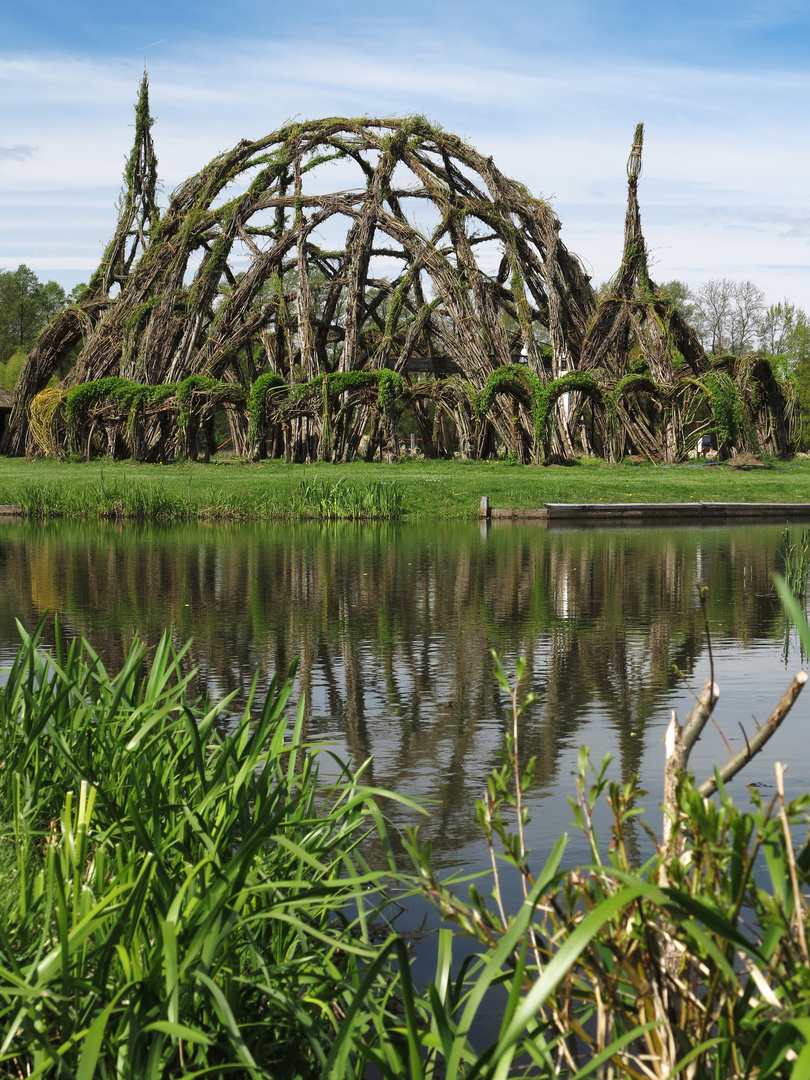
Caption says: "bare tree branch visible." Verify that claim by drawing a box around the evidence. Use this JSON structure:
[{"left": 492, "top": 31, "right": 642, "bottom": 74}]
[{"left": 698, "top": 671, "right": 807, "bottom": 798}]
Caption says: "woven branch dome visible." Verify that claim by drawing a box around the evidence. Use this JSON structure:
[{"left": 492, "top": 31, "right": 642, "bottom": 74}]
[
  {"left": 5, "top": 78, "right": 797, "bottom": 463},
  {"left": 73, "top": 116, "right": 594, "bottom": 387}
]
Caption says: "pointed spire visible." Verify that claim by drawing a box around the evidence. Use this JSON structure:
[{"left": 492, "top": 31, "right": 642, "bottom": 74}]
[
  {"left": 618, "top": 122, "right": 649, "bottom": 299},
  {"left": 87, "top": 70, "right": 160, "bottom": 296},
  {"left": 626, "top": 122, "right": 644, "bottom": 180}
]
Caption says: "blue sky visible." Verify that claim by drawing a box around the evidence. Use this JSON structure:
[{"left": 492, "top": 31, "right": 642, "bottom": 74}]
[{"left": 3, "top": 0, "right": 810, "bottom": 307}]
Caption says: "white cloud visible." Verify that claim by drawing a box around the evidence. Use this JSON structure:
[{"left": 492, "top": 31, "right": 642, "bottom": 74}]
[{"left": 2, "top": 37, "right": 809, "bottom": 307}]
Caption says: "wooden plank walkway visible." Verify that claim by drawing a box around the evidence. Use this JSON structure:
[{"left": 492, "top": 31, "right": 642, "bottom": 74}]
[{"left": 480, "top": 497, "right": 810, "bottom": 523}]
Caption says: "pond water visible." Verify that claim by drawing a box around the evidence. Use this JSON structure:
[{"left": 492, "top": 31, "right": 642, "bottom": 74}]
[{"left": 1, "top": 517, "right": 808, "bottom": 879}]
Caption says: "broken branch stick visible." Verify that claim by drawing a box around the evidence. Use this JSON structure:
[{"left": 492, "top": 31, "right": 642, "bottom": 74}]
[{"left": 698, "top": 671, "right": 807, "bottom": 798}]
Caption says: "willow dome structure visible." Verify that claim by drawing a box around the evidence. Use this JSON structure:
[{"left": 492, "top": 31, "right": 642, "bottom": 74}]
[{"left": 4, "top": 76, "right": 796, "bottom": 463}]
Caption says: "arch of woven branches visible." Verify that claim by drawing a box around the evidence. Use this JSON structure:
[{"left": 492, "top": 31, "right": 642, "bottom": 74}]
[{"left": 6, "top": 83, "right": 797, "bottom": 463}]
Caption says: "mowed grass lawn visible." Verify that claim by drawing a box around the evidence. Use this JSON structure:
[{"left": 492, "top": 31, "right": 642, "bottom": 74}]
[{"left": 0, "top": 455, "right": 807, "bottom": 519}]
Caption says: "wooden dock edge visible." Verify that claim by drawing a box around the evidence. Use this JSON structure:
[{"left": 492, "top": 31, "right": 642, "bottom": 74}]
[{"left": 479, "top": 498, "right": 810, "bottom": 523}]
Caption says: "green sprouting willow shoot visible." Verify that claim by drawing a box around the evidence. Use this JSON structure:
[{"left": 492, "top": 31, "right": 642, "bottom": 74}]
[{"left": 484, "top": 653, "right": 538, "bottom": 919}]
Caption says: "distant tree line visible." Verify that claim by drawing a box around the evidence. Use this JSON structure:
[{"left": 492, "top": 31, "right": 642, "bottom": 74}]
[
  {"left": 659, "top": 279, "right": 810, "bottom": 447},
  {"left": 0, "top": 265, "right": 84, "bottom": 392},
  {"left": 660, "top": 278, "right": 810, "bottom": 363}
]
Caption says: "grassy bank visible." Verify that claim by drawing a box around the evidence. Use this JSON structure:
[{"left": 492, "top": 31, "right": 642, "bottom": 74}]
[{"left": 1, "top": 455, "right": 809, "bottom": 521}]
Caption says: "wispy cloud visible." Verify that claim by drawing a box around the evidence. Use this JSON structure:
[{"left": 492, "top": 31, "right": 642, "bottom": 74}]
[
  {"left": 2, "top": 30, "right": 810, "bottom": 305},
  {"left": 0, "top": 144, "right": 37, "bottom": 163}
]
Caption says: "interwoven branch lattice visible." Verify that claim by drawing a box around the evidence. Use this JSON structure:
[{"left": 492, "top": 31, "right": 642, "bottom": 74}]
[{"left": 4, "top": 81, "right": 796, "bottom": 463}]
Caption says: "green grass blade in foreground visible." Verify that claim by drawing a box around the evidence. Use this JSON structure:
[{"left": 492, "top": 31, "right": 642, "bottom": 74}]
[
  {"left": 756, "top": 1018, "right": 810, "bottom": 1080},
  {"left": 497, "top": 881, "right": 650, "bottom": 1050},
  {"left": 323, "top": 935, "right": 424, "bottom": 1080},
  {"left": 75, "top": 985, "right": 139, "bottom": 1080},
  {"left": 439, "top": 835, "right": 568, "bottom": 1079},
  {"left": 0, "top": 625, "right": 416, "bottom": 1078},
  {"left": 775, "top": 572, "right": 810, "bottom": 655}
]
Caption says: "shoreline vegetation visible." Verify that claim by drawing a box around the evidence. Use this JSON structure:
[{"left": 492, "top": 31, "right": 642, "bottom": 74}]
[
  {"left": 1, "top": 599, "right": 809, "bottom": 1077},
  {"left": 1, "top": 456, "right": 810, "bottom": 522}
]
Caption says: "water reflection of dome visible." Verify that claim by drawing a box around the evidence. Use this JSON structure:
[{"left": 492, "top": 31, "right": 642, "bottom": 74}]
[{"left": 0, "top": 519, "right": 791, "bottom": 859}]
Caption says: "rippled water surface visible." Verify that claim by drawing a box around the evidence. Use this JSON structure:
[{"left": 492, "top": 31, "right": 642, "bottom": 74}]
[{"left": 1, "top": 517, "right": 807, "bottom": 873}]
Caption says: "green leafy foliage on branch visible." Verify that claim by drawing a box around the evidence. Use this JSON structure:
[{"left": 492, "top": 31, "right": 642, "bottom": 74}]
[
  {"left": 700, "top": 371, "right": 745, "bottom": 450},
  {"left": 477, "top": 365, "right": 603, "bottom": 444},
  {"left": 247, "top": 370, "right": 407, "bottom": 455},
  {"left": 609, "top": 371, "right": 664, "bottom": 410},
  {"left": 403, "top": 645, "right": 810, "bottom": 1079},
  {"left": 63, "top": 375, "right": 241, "bottom": 456},
  {"left": 295, "top": 370, "right": 406, "bottom": 416},
  {"left": 65, "top": 377, "right": 175, "bottom": 456},
  {"left": 247, "top": 372, "right": 289, "bottom": 445}
]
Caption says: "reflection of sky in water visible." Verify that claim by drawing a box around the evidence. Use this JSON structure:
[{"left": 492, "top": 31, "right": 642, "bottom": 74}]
[{"left": 0, "top": 518, "right": 807, "bottom": 879}]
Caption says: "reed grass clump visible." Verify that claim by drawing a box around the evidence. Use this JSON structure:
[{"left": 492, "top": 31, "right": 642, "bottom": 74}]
[
  {"left": 8, "top": 477, "right": 403, "bottom": 522},
  {"left": 2, "top": 589, "right": 810, "bottom": 1079},
  {"left": 0, "top": 620, "right": 413, "bottom": 1078},
  {"left": 11, "top": 479, "right": 196, "bottom": 521},
  {"left": 288, "top": 478, "right": 404, "bottom": 521},
  {"left": 781, "top": 524, "right": 810, "bottom": 601}
]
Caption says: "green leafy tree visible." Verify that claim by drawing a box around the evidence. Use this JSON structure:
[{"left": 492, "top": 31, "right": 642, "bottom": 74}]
[
  {"left": 756, "top": 300, "right": 810, "bottom": 447},
  {"left": 759, "top": 299, "right": 810, "bottom": 365},
  {"left": 0, "top": 264, "right": 67, "bottom": 365},
  {"left": 794, "top": 350, "right": 810, "bottom": 450},
  {"left": 66, "top": 281, "right": 88, "bottom": 306},
  {"left": 659, "top": 278, "right": 696, "bottom": 322},
  {"left": 0, "top": 348, "right": 27, "bottom": 392}
]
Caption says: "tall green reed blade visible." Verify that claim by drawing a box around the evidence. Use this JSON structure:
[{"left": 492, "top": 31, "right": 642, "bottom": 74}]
[{"left": 776, "top": 572, "right": 810, "bottom": 656}]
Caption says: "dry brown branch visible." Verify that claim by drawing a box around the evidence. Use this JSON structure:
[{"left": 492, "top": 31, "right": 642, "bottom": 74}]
[
  {"left": 697, "top": 670, "right": 808, "bottom": 798},
  {"left": 775, "top": 761, "right": 809, "bottom": 962}
]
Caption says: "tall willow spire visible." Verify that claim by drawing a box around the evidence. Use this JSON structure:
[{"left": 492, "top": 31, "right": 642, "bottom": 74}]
[{"left": 88, "top": 68, "right": 160, "bottom": 297}]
